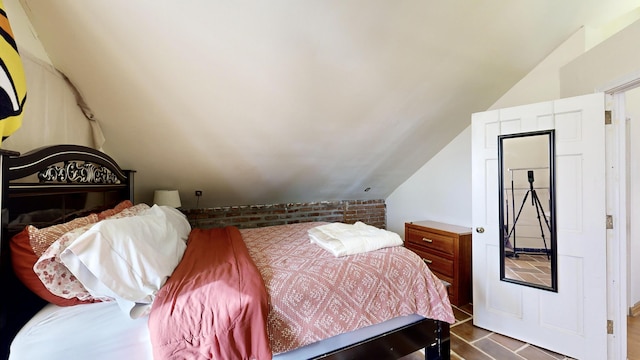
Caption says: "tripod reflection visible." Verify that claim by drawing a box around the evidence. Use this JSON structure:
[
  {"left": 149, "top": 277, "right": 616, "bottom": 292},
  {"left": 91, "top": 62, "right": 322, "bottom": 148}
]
[{"left": 504, "top": 169, "right": 551, "bottom": 260}]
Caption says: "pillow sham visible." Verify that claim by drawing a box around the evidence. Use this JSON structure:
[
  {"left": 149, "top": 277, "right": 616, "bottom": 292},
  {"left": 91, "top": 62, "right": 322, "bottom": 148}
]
[
  {"left": 11, "top": 202, "right": 146, "bottom": 306},
  {"left": 28, "top": 214, "right": 99, "bottom": 257},
  {"left": 10, "top": 227, "right": 98, "bottom": 306},
  {"left": 33, "top": 224, "right": 113, "bottom": 302},
  {"left": 33, "top": 203, "right": 151, "bottom": 302},
  {"left": 60, "top": 205, "right": 190, "bottom": 318},
  {"left": 97, "top": 199, "right": 133, "bottom": 220}
]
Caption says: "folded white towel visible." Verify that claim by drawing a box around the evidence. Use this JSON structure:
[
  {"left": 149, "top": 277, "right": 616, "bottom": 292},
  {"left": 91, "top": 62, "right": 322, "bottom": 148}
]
[{"left": 308, "top": 221, "right": 403, "bottom": 257}]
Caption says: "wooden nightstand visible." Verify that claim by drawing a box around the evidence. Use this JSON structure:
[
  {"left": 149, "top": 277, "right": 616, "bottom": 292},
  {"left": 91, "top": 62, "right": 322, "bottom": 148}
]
[{"left": 404, "top": 220, "right": 472, "bottom": 306}]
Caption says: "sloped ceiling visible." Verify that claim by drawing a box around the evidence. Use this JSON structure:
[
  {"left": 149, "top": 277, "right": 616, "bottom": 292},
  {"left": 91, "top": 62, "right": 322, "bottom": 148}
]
[{"left": 17, "top": 1, "right": 640, "bottom": 208}]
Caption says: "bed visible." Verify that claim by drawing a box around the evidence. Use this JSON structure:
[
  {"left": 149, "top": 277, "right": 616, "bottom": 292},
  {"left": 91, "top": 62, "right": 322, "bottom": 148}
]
[{"left": 0, "top": 144, "right": 453, "bottom": 360}]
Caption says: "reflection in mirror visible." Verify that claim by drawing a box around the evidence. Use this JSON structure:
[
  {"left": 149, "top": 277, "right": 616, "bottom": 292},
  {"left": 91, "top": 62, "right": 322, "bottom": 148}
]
[{"left": 498, "top": 130, "right": 557, "bottom": 292}]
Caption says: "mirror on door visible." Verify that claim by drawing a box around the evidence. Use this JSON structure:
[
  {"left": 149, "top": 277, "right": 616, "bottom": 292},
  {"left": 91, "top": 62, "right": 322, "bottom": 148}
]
[{"left": 498, "top": 129, "right": 557, "bottom": 292}]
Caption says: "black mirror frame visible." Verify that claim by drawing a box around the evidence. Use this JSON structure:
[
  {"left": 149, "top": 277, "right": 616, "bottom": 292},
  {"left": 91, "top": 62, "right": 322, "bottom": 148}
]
[{"left": 498, "top": 129, "right": 557, "bottom": 292}]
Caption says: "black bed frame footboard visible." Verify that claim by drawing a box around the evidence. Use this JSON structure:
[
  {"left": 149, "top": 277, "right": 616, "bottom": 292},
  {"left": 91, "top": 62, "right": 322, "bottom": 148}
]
[{"left": 274, "top": 314, "right": 450, "bottom": 360}]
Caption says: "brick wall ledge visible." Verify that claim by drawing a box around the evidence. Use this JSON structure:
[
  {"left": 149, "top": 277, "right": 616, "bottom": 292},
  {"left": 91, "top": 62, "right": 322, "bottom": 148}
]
[{"left": 182, "top": 199, "right": 386, "bottom": 230}]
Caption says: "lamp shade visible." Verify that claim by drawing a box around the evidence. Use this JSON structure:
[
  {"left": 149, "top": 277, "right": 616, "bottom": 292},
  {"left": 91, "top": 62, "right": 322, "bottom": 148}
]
[{"left": 153, "top": 190, "right": 182, "bottom": 208}]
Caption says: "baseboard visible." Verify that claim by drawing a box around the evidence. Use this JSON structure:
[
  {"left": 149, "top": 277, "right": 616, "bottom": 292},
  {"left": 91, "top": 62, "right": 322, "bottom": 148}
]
[{"left": 630, "top": 302, "right": 640, "bottom": 317}]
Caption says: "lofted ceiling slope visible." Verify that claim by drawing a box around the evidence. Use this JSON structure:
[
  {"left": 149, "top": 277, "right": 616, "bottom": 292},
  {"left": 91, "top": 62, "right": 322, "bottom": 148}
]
[{"left": 17, "top": 1, "right": 640, "bottom": 208}]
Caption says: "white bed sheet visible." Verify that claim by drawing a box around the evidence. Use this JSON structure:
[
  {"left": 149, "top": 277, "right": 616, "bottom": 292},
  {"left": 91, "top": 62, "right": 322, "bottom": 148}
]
[{"left": 9, "top": 301, "right": 152, "bottom": 360}]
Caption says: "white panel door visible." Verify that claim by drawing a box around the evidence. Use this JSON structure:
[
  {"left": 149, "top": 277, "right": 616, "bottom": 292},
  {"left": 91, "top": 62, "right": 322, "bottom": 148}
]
[{"left": 471, "top": 93, "right": 606, "bottom": 359}]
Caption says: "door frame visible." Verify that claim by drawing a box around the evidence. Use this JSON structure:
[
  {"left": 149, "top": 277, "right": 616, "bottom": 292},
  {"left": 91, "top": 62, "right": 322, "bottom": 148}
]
[
  {"left": 600, "top": 75, "right": 640, "bottom": 359},
  {"left": 606, "top": 91, "right": 627, "bottom": 360}
]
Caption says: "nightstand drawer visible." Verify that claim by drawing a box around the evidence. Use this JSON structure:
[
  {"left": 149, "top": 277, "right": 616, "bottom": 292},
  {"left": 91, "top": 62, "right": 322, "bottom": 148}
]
[
  {"left": 405, "top": 227, "right": 454, "bottom": 256},
  {"left": 409, "top": 246, "right": 454, "bottom": 278}
]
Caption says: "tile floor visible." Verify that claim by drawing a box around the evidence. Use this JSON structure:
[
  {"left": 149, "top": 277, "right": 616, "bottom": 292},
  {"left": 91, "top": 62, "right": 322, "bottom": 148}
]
[
  {"left": 400, "top": 303, "right": 575, "bottom": 360},
  {"left": 448, "top": 303, "right": 573, "bottom": 360}
]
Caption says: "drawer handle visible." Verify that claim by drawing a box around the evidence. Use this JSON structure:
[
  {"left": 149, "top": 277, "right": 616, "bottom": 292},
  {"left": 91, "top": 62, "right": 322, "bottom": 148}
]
[
  {"left": 421, "top": 237, "right": 433, "bottom": 243},
  {"left": 422, "top": 258, "right": 433, "bottom": 264}
]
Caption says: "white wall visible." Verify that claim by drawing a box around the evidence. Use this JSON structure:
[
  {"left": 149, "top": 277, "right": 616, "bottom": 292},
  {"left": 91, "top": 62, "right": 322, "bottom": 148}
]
[
  {"left": 386, "top": 126, "right": 471, "bottom": 236},
  {"left": 386, "top": 28, "right": 587, "bottom": 238},
  {"left": 560, "top": 19, "right": 640, "bottom": 97},
  {"left": 490, "top": 28, "right": 586, "bottom": 110}
]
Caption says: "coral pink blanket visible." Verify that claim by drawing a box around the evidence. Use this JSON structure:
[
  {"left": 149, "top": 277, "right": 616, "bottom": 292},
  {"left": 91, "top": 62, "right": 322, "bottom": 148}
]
[
  {"left": 240, "top": 222, "right": 455, "bottom": 354},
  {"left": 148, "top": 227, "right": 271, "bottom": 360}
]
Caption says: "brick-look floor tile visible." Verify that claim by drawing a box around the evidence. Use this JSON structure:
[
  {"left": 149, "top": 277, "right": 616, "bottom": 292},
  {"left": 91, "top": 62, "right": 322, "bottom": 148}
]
[
  {"left": 450, "top": 333, "right": 493, "bottom": 360},
  {"left": 488, "top": 333, "right": 527, "bottom": 352},
  {"left": 516, "top": 345, "right": 561, "bottom": 360},
  {"left": 451, "top": 319, "right": 492, "bottom": 342},
  {"left": 474, "top": 338, "right": 525, "bottom": 360},
  {"left": 452, "top": 307, "right": 472, "bottom": 322}
]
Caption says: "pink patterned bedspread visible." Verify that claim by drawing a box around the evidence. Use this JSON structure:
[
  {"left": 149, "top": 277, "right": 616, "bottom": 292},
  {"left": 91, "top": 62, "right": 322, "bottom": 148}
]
[{"left": 239, "top": 222, "right": 455, "bottom": 354}]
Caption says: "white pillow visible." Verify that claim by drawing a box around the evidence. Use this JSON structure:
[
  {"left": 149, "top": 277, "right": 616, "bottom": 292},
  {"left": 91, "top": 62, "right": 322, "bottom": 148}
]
[{"left": 60, "top": 205, "right": 190, "bottom": 318}]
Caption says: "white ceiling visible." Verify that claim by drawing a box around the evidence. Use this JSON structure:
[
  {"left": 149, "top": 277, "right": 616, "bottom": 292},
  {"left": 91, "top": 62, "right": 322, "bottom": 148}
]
[{"left": 17, "top": 0, "right": 640, "bottom": 208}]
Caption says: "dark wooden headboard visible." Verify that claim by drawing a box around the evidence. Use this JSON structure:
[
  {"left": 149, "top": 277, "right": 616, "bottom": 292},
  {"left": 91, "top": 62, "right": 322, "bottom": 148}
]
[{"left": 0, "top": 145, "right": 134, "bottom": 360}]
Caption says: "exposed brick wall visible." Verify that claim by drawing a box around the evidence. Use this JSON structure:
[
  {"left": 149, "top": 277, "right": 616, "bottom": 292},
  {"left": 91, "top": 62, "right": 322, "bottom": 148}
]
[
  {"left": 183, "top": 199, "right": 386, "bottom": 229},
  {"left": 344, "top": 200, "right": 386, "bottom": 226}
]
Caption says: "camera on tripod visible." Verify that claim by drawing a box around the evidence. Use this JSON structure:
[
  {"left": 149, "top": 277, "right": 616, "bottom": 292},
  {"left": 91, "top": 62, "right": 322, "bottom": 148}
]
[{"left": 527, "top": 170, "right": 535, "bottom": 203}]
